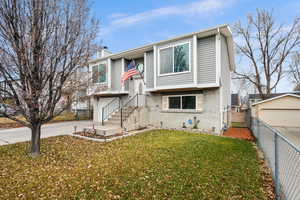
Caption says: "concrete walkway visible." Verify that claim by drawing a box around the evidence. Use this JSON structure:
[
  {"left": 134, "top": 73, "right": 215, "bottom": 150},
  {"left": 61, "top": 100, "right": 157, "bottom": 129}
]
[{"left": 0, "top": 120, "right": 94, "bottom": 146}]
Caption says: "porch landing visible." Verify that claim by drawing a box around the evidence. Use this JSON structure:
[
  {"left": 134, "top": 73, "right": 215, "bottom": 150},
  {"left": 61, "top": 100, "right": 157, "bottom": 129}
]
[{"left": 85, "top": 124, "right": 123, "bottom": 136}]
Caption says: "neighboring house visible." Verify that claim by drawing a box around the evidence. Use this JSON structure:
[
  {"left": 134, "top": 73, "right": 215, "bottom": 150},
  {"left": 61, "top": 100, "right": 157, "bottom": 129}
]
[
  {"left": 88, "top": 25, "right": 235, "bottom": 134},
  {"left": 71, "top": 66, "right": 92, "bottom": 118},
  {"left": 251, "top": 94, "right": 300, "bottom": 127},
  {"left": 230, "top": 93, "right": 246, "bottom": 124},
  {"left": 231, "top": 93, "right": 241, "bottom": 112}
]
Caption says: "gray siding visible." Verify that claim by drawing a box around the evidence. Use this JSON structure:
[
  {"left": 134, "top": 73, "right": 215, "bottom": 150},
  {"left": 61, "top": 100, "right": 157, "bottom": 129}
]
[
  {"left": 220, "top": 34, "right": 231, "bottom": 109},
  {"left": 146, "top": 51, "right": 154, "bottom": 89},
  {"left": 197, "top": 36, "right": 216, "bottom": 84},
  {"left": 156, "top": 37, "right": 194, "bottom": 87},
  {"left": 111, "top": 59, "right": 122, "bottom": 91}
]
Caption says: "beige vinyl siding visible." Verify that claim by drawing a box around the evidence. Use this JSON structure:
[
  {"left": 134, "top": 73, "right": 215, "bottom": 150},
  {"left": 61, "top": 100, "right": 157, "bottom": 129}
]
[
  {"left": 156, "top": 37, "right": 194, "bottom": 87},
  {"left": 197, "top": 36, "right": 216, "bottom": 84},
  {"left": 254, "top": 95, "right": 300, "bottom": 127}
]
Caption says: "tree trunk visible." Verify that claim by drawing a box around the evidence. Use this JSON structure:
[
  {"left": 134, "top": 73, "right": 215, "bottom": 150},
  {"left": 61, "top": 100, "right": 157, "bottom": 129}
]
[{"left": 30, "top": 123, "right": 41, "bottom": 156}]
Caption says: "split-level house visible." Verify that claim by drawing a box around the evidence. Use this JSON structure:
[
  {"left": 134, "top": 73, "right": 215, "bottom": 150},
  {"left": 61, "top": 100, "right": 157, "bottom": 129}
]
[{"left": 87, "top": 25, "right": 235, "bottom": 134}]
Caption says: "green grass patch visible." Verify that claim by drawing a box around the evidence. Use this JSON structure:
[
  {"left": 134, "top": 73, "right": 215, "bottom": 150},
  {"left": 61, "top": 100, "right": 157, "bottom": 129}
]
[
  {"left": 0, "top": 130, "right": 267, "bottom": 199},
  {"left": 232, "top": 122, "right": 248, "bottom": 128}
]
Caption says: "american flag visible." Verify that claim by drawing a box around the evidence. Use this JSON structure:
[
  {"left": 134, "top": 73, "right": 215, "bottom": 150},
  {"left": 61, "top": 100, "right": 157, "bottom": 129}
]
[{"left": 121, "top": 60, "right": 139, "bottom": 85}]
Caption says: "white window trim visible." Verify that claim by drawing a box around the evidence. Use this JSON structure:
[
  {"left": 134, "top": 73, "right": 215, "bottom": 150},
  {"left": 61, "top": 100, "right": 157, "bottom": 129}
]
[
  {"left": 158, "top": 41, "right": 191, "bottom": 77},
  {"left": 91, "top": 63, "right": 108, "bottom": 85},
  {"left": 166, "top": 94, "right": 197, "bottom": 110}
]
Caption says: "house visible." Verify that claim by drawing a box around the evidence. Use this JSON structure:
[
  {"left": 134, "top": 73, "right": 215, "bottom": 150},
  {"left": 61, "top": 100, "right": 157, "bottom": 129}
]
[
  {"left": 251, "top": 93, "right": 300, "bottom": 128},
  {"left": 231, "top": 93, "right": 241, "bottom": 112},
  {"left": 87, "top": 25, "right": 235, "bottom": 134},
  {"left": 71, "top": 66, "right": 92, "bottom": 118}
]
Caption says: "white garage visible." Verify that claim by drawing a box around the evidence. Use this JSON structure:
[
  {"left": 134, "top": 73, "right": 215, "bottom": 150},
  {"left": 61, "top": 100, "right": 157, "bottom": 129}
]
[{"left": 252, "top": 94, "right": 300, "bottom": 127}]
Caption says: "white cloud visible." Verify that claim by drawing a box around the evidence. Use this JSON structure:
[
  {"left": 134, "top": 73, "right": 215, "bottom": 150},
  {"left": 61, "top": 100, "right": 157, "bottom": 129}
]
[
  {"left": 107, "top": 13, "right": 128, "bottom": 20},
  {"left": 101, "top": 0, "right": 234, "bottom": 35}
]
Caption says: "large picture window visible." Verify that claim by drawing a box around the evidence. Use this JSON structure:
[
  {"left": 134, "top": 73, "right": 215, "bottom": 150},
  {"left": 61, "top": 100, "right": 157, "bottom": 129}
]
[
  {"left": 159, "top": 42, "right": 190, "bottom": 75},
  {"left": 92, "top": 64, "right": 107, "bottom": 83},
  {"left": 168, "top": 95, "right": 196, "bottom": 110}
]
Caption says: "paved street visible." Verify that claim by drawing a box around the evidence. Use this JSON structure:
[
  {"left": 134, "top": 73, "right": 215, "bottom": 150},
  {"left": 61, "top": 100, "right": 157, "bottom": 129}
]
[{"left": 0, "top": 120, "right": 94, "bottom": 146}]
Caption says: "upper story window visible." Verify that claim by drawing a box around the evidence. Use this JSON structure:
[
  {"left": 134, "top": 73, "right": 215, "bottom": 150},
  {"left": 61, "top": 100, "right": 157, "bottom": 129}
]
[
  {"left": 159, "top": 42, "right": 190, "bottom": 75},
  {"left": 92, "top": 64, "right": 107, "bottom": 84}
]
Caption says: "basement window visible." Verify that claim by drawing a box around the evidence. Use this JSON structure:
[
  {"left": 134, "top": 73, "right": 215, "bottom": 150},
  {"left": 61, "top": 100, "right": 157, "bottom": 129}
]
[{"left": 168, "top": 95, "right": 196, "bottom": 110}]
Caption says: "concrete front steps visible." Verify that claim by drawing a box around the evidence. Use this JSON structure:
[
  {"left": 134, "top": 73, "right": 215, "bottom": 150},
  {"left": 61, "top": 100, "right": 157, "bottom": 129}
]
[{"left": 85, "top": 107, "right": 136, "bottom": 136}]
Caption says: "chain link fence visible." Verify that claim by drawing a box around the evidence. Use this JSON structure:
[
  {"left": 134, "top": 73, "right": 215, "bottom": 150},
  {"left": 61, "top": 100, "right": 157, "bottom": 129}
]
[{"left": 251, "top": 117, "right": 300, "bottom": 200}]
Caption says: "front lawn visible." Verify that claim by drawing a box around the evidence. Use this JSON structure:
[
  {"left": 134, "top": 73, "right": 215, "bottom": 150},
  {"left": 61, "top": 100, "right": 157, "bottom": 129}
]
[{"left": 0, "top": 130, "right": 268, "bottom": 199}]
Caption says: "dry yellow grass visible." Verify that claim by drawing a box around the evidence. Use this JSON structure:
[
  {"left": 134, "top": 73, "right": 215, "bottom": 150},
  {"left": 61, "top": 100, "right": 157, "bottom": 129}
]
[{"left": 0, "top": 130, "right": 269, "bottom": 199}]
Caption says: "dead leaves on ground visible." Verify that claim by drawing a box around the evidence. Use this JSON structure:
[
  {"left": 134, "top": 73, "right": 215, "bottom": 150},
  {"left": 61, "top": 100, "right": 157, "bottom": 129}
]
[{"left": 0, "top": 130, "right": 269, "bottom": 199}]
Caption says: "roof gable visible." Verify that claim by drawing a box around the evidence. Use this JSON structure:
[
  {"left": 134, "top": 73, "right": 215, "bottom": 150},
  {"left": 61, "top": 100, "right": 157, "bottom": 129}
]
[{"left": 252, "top": 94, "right": 300, "bottom": 106}]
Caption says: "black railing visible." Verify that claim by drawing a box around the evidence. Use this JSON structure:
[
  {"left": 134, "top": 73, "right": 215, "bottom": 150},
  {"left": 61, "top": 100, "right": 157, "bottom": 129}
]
[
  {"left": 121, "top": 94, "right": 138, "bottom": 128},
  {"left": 102, "top": 97, "right": 120, "bottom": 125}
]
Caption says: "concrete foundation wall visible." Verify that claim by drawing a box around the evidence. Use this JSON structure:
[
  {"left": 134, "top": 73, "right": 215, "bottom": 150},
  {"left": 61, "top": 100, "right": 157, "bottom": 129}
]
[
  {"left": 123, "top": 107, "right": 149, "bottom": 131},
  {"left": 92, "top": 89, "right": 221, "bottom": 134},
  {"left": 92, "top": 97, "right": 115, "bottom": 123},
  {"left": 145, "top": 89, "right": 221, "bottom": 134}
]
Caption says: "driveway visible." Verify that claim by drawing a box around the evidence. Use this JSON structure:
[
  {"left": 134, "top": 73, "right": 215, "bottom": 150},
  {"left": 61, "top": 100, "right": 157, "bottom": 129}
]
[
  {"left": 0, "top": 120, "right": 94, "bottom": 146},
  {"left": 274, "top": 126, "right": 300, "bottom": 148}
]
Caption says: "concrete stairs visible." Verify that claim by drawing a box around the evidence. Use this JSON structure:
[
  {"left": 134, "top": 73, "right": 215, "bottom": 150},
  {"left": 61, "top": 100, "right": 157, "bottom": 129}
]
[{"left": 85, "top": 106, "right": 136, "bottom": 136}]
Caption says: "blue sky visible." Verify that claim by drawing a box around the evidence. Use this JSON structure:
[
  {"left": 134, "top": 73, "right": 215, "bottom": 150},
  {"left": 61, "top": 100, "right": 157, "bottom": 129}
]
[{"left": 90, "top": 0, "right": 300, "bottom": 92}]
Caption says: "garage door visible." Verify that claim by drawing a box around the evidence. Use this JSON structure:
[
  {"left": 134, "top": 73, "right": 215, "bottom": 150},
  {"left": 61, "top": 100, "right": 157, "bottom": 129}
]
[{"left": 260, "top": 109, "right": 300, "bottom": 127}]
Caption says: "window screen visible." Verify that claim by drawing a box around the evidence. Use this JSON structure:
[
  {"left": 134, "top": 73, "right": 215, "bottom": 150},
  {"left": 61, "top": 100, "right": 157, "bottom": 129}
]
[
  {"left": 159, "top": 43, "right": 189, "bottom": 75},
  {"left": 174, "top": 43, "right": 189, "bottom": 72},
  {"left": 160, "top": 47, "right": 173, "bottom": 74},
  {"left": 98, "top": 64, "right": 107, "bottom": 83},
  {"left": 92, "top": 64, "right": 107, "bottom": 83},
  {"left": 167, "top": 95, "right": 196, "bottom": 110},
  {"left": 182, "top": 96, "right": 196, "bottom": 109},
  {"left": 169, "top": 96, "right": 181, "bottom": 109}
]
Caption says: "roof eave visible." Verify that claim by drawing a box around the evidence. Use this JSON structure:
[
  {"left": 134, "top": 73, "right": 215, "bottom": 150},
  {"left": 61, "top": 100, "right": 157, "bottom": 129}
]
[
  {"left": 88, "top": 24, "right": 235, "bottom": 64},
  {"left": 251, "top": 94, "right": 300, "bottom": 106}
]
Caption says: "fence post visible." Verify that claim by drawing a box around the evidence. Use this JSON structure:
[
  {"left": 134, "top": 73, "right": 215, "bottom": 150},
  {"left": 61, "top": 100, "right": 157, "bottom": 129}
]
[
  {"left": 101, "top": 107, "right": 104, "bottom": 126},
  {"left": 120, "top": 108, "right": 123, "bottom": 128},
  {"left": 256, "top": 119, "right": 259, "bottom": 140},
  {"left": 274, "top": 133, "right": 280, "bottom": 200}
]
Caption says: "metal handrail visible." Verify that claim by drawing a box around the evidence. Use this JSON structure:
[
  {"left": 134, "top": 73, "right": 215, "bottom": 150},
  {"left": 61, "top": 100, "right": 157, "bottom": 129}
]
[
  {"left": 121, "top": 94, "right": 138, "bottom": 127},
  {"left": 251, "top": 117, "right": 300, "bottom": 199},
  {"left": 102, "top": 97, "right": 120, "bottom": 125},
  {"left": 122, "top": 93, "right": 138, "bottom": 108}
]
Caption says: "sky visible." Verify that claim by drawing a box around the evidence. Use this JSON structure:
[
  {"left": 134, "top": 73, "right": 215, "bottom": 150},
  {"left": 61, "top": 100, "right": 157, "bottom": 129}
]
[{"left": 90, "top": 0, "right": 300, "bottom": 92}]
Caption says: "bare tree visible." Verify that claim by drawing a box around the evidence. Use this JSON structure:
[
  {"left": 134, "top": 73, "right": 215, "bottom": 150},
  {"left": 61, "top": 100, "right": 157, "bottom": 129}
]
[
  {"left": 289, "top": 53, "right": 300, "bottom": 90},
  {"left": 233, "top": 9, "right": 300, "bottom": 99},
  {"left": 0, "top": 0, "right": 99, "bottom": 156}
]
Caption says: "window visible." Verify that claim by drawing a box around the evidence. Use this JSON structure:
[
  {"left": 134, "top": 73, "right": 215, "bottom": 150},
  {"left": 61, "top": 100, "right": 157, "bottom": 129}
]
[
  {"left": 182, "top": 96, "right": 196, "bottom": 109},
  {"left": 159, "top": 42, "right": 190, "bottom": 75},
  {"left": 92, "top": 64, "right": 107, "bottom": 83},
  {"left": 169, "top": 96, "right": 181, "bottom": 109},
  {"left": 168, "top": 95, "right": 196, "bottom": 110}
]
